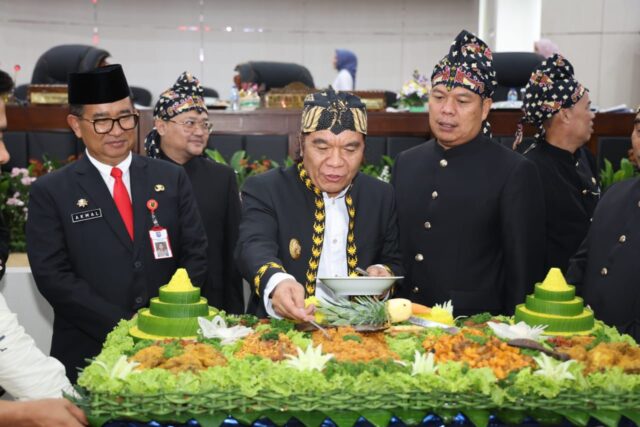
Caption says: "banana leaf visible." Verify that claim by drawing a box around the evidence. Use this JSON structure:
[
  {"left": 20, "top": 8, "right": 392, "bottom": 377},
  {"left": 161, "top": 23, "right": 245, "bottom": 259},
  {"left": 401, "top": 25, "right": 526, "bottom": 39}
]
[
  {"left": 392, "top": 409, "right": 425, "bottom": 426},
  {"left": 622, "top": 411, "right": 640, "bottom": 427},
  {"left": 462, "top": 409, "right": 490, "bottom": 427},
  {"left": 495, "top": 409, "right": 525, "bottom": 425},
  {"left": 290, "top": 410, "right": 326, "bottom": 427},
  {"left": 530, "top": 409, "right": 564, "bottom": 425},
  {"left": 560, "top": 409, "right": 591, "bottom": 427},
  {"left": 589, "top": 409, "right": 621, "bottom": 427},
  {"left": 360, "top": 409, "right": 393, "bottom": 427},
  {"left": 326, "top": 410, "right": 360, "bottom": 427}
]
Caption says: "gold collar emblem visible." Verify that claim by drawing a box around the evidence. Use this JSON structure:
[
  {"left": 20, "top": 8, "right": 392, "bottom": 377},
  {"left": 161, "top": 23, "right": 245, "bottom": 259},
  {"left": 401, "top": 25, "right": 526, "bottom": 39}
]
[
  {"left": 77, "top": 198, "right": 88, "bottom": 208},
  {"left": 289, "top": 238, "right": 302, "bottom": 260}
]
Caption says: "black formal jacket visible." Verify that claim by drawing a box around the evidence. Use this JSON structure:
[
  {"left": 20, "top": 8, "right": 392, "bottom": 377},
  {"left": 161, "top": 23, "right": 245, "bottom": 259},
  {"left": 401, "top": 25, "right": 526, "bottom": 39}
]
[
  {"left": 392, "top": 134, "right": 546, "bottom": 316},
  {"left": 525, "top": 142, "right": 599, "bottom": 273},
  {"left": 162, "top": 154, "right": 244, "bottom": 314},
  {"left": 26, "top": 154, "right": 208, "bottom": 381},
  {"left": 235, "top": 165, "right": 404, "bottom": 316},
  {"left": 567, "top": 178, "right": 640, "bottom": 341}
]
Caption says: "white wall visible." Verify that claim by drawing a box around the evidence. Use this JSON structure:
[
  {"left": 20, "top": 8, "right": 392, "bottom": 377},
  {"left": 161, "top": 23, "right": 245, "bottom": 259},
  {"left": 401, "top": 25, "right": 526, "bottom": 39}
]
[
  {"left": 494, "top": 0, "right": 541, "bottom": 52},
  {"left": 541, "top": 0, "right": 640, "bottom": 109},
  {"left": 0, "top": 0, "right": 478, "bottom": 103}
]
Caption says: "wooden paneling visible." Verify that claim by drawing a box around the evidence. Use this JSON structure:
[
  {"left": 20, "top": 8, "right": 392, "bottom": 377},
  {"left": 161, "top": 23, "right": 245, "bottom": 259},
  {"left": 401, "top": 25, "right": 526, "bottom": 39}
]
[{"left": 6, "top": 105, "right": 635, "bottom": 158}]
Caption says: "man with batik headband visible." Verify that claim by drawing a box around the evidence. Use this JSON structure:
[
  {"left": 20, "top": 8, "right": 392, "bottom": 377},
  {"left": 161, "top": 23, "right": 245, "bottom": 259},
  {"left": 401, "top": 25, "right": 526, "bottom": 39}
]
[
  {"left": 236, "top": 88, "right": 403, "bottom": 320},
  {"left": 26, "top": 65, "right": 208, "bottom": 381},
  {"left": 517, "top": 54, "right": 599, "bottom": 274},
  {"left": 393, "top": 30, "right": 545, "bottom": 316},
  {"left": 145, "top": 72, "right": 243, "bottom": 314},
  {"left": 566, "top": 106, "right": 640, "bottom": 341}
]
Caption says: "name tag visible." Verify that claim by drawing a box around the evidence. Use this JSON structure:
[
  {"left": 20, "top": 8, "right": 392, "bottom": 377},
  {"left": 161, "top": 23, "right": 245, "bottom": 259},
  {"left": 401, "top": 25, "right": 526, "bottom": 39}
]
[{"left": 71, "top": 208, "right": 103, "bottom": 223}]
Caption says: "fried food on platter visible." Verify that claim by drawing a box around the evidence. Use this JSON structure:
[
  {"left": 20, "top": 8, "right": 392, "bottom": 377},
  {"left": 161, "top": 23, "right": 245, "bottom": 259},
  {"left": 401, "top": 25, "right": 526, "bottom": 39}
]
[
  {"left": 311, "top": 326, "right": 399, "bottom": 362},
  {"left": 235, "top": 331, "right": 298, "bottom": 361},
  {"left": 422, "top": 328, "right": 535, "bottom": 379},
  {"left": 130, "top": 342, "right": 226, "bottom": 373}
]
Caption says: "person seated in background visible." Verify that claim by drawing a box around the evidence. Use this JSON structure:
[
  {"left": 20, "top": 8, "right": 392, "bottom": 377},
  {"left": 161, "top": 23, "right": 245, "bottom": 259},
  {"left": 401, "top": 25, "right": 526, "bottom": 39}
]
[
  {"left": 567, "top": 106, "right": 640, "bottom": 342},
  {"left": 31, "top": 44, "right": 110, "bottom": 85},
  {"left": 145, "top": 72, "right": 244, "bottom": 314},
  {"left": 235, "top": 88, "right": 403, "bottom": 320},
  {"left": 516, "top": 54, "right": 599, "bottom": 274},
  {"left": 392, "top": 30, "right": 546, "bottom": 317},
  {"left": 0, "top": 67, "right": 86, "bottom": 427},
  {"left": 332, "top": 49, "right": 357, "bottom": 91}
]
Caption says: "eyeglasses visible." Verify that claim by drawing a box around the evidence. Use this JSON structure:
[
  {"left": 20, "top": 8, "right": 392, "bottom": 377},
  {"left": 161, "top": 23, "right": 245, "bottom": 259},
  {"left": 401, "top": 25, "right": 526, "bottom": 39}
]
[
  {"left": 167, "top": 119, "right": 213, "bottom": 134},
  {"left": 77, "top": 113, "right": 139, "bottom": 134}
]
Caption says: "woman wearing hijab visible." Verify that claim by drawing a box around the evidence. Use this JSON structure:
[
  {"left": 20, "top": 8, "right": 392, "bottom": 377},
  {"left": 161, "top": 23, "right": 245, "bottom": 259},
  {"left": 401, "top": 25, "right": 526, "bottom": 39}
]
[{"left": 332, "top": 49, "right": 357, "bottom": 91}]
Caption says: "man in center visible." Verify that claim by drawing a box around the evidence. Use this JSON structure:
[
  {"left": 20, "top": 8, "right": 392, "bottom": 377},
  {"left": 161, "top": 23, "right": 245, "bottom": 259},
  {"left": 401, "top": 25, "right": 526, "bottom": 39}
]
[
  {"left": 393, "top": 30, "right": 546, "bottom": 316},
  {"left": 236, "top": 89, "right": 403, "bottom": 320}
]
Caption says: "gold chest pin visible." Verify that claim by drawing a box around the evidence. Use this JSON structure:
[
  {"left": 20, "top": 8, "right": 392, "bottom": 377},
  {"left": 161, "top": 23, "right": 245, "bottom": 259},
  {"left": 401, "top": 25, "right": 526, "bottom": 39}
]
[
  {"left": 289, "top": 238, "right": 302, "bottom": 260},
  {"left": 77, "top": 198, "right": 88, "bottom": 208},
  {"left": 154, "top": 184, "right": 165, "bottom": 192}
]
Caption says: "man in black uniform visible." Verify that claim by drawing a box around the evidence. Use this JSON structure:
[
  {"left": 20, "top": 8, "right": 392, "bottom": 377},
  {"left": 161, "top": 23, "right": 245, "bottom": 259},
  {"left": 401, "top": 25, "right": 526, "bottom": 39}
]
[
  {"left": 26, "top": 65, "right": 208, "bottom": 381},
  {"left": 145, "top": 72, "right": 243, "bottom": 314},
  {"left": 567, "top": 107, "right": 640, "bottom": 341},
  {"left": 516, "top": 54, "right": 599, "bottom": 273},
  {"left": 392, "top": 30, "right": 545, "bottom": 316},
  {"left": 0, "top": 67, "right": 88, "bottom": 426},
  {"left": 236, "top": 89, "right": 403, "bottom": 320}
]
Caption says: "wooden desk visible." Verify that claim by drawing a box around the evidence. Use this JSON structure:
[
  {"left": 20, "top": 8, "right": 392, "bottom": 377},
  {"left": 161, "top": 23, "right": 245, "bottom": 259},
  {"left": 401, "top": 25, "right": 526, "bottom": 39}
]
[{"left": 6, "top": 105, "right": 635, "bottom": 158}]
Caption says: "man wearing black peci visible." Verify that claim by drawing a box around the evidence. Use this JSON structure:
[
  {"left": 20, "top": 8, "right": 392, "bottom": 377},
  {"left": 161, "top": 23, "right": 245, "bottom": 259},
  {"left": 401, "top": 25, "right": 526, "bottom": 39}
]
[{"left": 26, "top": 64, "right": 207, "bottom": 381}]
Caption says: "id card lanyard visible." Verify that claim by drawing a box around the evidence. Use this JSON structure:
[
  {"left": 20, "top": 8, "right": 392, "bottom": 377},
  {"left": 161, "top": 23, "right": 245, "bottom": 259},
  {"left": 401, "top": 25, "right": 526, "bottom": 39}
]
[{"left": 147, "top": 199, "right": 173, "bottom": 259}]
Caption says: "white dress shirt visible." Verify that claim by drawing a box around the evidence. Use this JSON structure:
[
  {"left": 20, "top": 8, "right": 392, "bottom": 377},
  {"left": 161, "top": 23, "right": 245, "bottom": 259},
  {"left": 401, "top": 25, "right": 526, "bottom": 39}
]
[
  {"left": 85, "top": 150, "right": 133, "bottom": 200},
  {"left": 264, "top": 187, "right": 350, "bottom": 318},
  {"left": 0, "top": 293, "right": 72, "bottom": 400}
]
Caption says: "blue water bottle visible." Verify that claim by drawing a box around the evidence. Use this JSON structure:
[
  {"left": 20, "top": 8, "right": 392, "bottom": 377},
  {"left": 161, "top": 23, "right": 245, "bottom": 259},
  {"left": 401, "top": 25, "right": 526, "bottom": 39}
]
[{"left": 507, "top": 88, "right": 518, "bottom": 102}]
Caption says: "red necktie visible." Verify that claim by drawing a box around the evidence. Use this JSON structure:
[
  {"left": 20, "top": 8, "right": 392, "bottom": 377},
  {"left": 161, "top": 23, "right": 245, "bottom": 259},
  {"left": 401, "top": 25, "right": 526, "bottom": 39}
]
[{"left": 110, "top": 167, "right": 134, "bottom": 240}]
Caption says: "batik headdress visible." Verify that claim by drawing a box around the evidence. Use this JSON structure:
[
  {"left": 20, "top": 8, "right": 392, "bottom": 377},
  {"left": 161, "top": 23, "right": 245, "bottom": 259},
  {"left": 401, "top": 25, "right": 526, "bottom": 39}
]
[
  {"left": 300, "top": 87, "right": 367, "bottom": 135},
  {"left": 431, "top": 30, "right": 497, "bottom": 137},
  {"left": 145, "top": 71, "right": 208, "bottom": 158},
  {"left": 514, "top": 54, "right": 587, "bottom": 148}
]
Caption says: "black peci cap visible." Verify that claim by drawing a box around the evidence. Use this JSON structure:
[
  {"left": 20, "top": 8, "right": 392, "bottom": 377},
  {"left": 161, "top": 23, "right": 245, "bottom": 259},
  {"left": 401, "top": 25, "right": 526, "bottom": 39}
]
[{"left": 68, "top": 64, "right": 130, "bottom": 105}]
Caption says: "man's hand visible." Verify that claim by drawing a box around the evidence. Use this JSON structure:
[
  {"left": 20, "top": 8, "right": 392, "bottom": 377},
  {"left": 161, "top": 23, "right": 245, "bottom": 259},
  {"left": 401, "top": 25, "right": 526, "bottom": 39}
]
[
  {"left": 366, "top": 265, "right": 393, "bottom": 299},
  {"left": 0, "top": 398, "right": 88, "bottom": 427},
  {"left": 270, "top": 279, "right": 315, "bottom": 321},
  {"left": 366, "top": 265, "right": 391, "bottom": 277}
]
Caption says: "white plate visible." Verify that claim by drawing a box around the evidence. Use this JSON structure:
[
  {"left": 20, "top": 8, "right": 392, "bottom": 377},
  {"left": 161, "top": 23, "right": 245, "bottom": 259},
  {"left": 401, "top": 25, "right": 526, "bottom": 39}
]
[{"left": 318, "top": 276, "right": 403, "bottom": 296}]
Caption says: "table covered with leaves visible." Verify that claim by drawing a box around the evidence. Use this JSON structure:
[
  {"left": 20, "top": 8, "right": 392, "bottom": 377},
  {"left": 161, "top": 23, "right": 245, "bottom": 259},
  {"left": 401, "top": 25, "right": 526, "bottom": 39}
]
[{"left": 73, "top": 312, "right": 640, "bottom": 427}]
